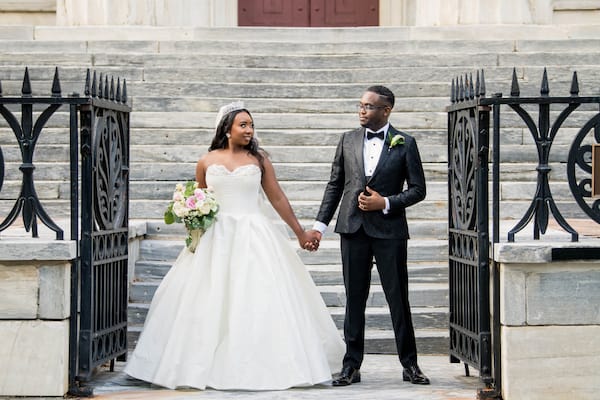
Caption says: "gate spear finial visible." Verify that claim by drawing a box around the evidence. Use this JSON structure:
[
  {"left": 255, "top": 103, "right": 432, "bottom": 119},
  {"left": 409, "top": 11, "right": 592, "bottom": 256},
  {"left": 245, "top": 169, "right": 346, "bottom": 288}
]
[
  {"left": 92, "top": 71, "right": 97, "bottom": 97},
  {"left": 22, "top": 67, "right": 32, "bottom": 97},
  {"left": 510, "top": 68, "right": 520, "bottom": 97},
  {"left": 540, "top": 68, "right": 549, "bottom": 96},
  {"left": 51, "top": 67, "right": 61, "bottom": 97},
  {"left": 480, "top": 69, "right": 486, "bottom": 97},
  {"left": 570, "top": 71, "right": 579, "bottom": 96},
  {"left": 122, "top": 79, "right": 127, "bottom": 104},
  {"left": 85, "top": 69, "right": 91, "bottom": 96}
]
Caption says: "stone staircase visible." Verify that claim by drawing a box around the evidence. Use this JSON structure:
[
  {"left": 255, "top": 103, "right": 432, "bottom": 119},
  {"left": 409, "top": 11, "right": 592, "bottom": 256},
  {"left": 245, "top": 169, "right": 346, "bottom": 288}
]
[{"left": 1, "top": 25, "right": 599, "bottom": 356}]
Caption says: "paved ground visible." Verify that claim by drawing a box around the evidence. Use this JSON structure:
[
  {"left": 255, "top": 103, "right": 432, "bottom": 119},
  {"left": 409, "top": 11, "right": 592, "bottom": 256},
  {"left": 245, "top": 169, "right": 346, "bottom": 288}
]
[{"left": 86, "top": 354, "right": 483, "bottom": 400}]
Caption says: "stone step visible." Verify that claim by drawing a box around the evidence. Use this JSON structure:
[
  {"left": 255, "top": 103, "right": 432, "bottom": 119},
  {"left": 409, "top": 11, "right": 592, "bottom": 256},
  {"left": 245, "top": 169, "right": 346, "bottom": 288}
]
[
  {"left": 1, "top": 38, "right": 593, "bottom": 57},
  {"left": 3, "top": 46, "right": 599, "bottom": 72},
  {"left": 1, "top": 195, "right": 590, "bottom": 225},
  {"left": 0, "top": 158, "right": 577, "bottom": 182},
  {"left": 2, "top": 67, "right": 598, "bottom": 102},
  {"left": 0, "top": 138, "right": 585, "bottom": 165},
  {"left": 144, "top": 219, "right": 450, "bottom": 241},
  {"left": 0, "top": 159, "right": 562, "bottom": 185},
  {"left": 137, "top": 238, "right": 449, "bottom": 264},
  {"left": 316, "top": 283, "right": 449, "bottom": 308},
  {"left": 0, "top": 198, "right": 589, "bottom": 227},
  {"left": 129, "top": 281, "right": 448, "bottom": 309},
  {"left": 122, "top": 179, "right": 586, "bottom": 204},
  {"left": 362, "top": 328, "right": 449, "bottom": 355},
  {"left": 126, "top": 181, "right": 447, "bottom": 202},
  {"left": 127, "top": 303, "right": 448, "bottom": 332},
  {"left": 129, "top": 198, "right": 588, "bottom": 222},
  {"left": 125, "top": 325, "right": 449, "bottom": 355},
  {"left": 133, "top": 258, "right": 449, "bottom": 284},
  {"left": 27, "top": 25, "right": 600, "bottom": 42}
]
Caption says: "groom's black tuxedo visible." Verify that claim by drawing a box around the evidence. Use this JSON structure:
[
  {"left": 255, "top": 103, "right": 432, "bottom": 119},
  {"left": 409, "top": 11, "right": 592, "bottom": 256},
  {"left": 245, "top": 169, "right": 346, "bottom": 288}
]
[
  {"left": 316, "top": 124, "right": 426, "bottom": 369},
  {"left": 316, "top": 125, "right": 426, "bottom": 237}
]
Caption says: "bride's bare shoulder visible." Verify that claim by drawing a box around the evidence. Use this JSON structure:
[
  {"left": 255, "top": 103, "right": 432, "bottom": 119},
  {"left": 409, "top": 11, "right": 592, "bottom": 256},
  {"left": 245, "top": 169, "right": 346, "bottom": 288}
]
[{"left": 199, "top": 150, "right": 224, "bottom": 166}]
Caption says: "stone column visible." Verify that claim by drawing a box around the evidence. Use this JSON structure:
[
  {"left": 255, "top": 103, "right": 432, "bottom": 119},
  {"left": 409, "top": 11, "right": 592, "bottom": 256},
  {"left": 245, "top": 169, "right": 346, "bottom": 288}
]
[
  {"left": 55, "top": 0, "right": 236, "bottom": 26},
  {"left": 381, "top": 0, "right": 554, "bottom": 26}
]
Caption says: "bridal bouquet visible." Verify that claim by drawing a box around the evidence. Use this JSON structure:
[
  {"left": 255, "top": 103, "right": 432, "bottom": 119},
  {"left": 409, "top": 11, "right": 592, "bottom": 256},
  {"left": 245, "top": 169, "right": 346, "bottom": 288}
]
[{"left": 164, "top": 181, "right": 219, "bottom": 252}]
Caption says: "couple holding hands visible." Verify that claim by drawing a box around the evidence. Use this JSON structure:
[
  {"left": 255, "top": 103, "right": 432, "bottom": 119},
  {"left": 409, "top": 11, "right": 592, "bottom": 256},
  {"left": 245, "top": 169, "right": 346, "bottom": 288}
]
[{"left": 124, "top": 85, "right": 430, "bottom": 390}]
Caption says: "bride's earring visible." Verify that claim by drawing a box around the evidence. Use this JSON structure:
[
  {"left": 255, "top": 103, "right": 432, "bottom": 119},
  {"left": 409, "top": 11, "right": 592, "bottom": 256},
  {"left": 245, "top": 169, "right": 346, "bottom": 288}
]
[{"left": 226, "top": 133, "right": 231, "bottom": 138}]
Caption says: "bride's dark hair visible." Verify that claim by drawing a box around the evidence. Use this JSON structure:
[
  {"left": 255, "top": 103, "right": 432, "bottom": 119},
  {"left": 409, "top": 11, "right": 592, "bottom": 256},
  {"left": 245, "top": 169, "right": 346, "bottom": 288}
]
[{"left": 209, "top": 108, "right": 265, "bottom": 170}]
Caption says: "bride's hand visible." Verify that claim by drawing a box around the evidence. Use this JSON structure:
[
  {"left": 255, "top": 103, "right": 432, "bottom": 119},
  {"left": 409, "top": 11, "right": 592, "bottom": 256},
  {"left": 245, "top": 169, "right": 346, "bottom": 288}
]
[{"left": 299, "top": 230, "right": 321, "bottom": 252}]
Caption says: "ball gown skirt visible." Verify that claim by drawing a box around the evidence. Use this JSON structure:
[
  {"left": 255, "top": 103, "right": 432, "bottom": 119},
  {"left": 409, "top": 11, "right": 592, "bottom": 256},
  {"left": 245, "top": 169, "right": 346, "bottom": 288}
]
[{"left": 124, "top": 164, "right": 345, "bottom": 390}]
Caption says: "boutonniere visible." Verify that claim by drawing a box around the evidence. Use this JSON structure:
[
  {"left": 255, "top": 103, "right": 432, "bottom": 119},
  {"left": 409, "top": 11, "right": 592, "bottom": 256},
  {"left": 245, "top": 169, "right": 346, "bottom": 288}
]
[{"left": 388, "top": 133, "right": 405, "bottom": 151}]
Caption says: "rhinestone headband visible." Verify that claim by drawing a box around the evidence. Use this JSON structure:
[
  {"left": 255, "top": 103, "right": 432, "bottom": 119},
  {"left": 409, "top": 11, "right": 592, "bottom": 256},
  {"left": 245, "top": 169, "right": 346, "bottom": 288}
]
[{"left": 215, "top": 101, "right": 245, "bottom": 129}]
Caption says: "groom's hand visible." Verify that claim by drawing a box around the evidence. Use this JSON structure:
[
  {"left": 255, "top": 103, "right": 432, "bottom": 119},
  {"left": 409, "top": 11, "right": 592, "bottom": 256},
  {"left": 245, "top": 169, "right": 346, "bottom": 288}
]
[
  {"left": 358, "top": 186, "right": 386, "bottom": 211},
  {"left": 304, "top": 230, "right": 322, "bottom": 251}
]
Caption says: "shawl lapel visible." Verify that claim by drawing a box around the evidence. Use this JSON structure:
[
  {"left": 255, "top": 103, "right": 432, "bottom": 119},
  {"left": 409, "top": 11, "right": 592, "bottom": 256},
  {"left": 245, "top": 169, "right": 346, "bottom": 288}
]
[{"left": 353, "top": 128, "right": 367, "bottom": 185}]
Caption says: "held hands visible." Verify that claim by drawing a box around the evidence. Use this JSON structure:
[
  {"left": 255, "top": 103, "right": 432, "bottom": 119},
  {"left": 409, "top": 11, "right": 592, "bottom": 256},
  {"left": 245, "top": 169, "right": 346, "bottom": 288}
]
[
  {"left": 300, "top": 229, "right": 322, "bottom": 252},
  {"left": 358, "top": 186, "right": 385, "bottom": 212}
]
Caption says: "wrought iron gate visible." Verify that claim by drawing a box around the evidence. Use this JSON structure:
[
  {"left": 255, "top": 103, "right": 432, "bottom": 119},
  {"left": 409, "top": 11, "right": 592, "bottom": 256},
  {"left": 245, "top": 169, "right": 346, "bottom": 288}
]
[
  {"left": 447, "top": 71, "right": 492, "bottom": 386},
  {"left": 78, "top": 71, "right": 131, "bottom": 380}
]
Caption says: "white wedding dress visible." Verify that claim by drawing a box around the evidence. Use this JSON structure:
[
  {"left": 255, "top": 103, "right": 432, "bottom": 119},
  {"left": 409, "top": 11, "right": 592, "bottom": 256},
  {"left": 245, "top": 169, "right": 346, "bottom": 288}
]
[{"left": 124, "top": 164, "right": 344, "bottom": 390}]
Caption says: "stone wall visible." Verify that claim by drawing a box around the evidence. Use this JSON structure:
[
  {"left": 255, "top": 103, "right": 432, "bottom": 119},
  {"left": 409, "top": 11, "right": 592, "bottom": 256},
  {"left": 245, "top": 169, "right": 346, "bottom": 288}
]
[
  {"left": 0, "top": 0, "right": 55, "bottom": 25},
  {"left": 0, "top": 240, "right": 76, "bottom": 397},
  {"left": 494, "top": 242, "right": 600, "bottom": 400}
]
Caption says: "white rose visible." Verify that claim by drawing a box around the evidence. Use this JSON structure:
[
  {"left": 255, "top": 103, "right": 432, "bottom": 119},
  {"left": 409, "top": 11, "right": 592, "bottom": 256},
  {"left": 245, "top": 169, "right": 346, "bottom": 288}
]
[
  {"left": 173, "top": 202, "right": 189, "bottom": 218},
  {"left": 199, "top": 202, "right": 212, "bottom": 215}
]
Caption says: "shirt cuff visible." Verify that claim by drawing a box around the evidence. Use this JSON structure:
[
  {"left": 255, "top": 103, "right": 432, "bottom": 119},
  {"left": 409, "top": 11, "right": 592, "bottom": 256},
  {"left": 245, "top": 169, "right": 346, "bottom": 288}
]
[
  {"left": 312, "top": 221, "right": 328, "bottom": 234},
  {"left": 383, "top": 197, "right": 390, "bottom": 214}
]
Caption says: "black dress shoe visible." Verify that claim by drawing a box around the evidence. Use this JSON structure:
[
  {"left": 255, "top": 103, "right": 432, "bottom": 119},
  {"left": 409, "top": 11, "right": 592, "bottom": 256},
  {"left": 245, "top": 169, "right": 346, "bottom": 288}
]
[
  {"left": 402, "top": 364, "right": 430, "bottom": 385},
  {"left": 332, "top": 365, "right": 361, "bottom": 386}
]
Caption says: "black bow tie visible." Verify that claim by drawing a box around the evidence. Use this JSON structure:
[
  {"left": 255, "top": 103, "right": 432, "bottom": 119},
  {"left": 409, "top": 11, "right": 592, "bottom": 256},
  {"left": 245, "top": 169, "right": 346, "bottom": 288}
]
[{"left": 366, "top": 130, "right": 385, "bottom": 140}]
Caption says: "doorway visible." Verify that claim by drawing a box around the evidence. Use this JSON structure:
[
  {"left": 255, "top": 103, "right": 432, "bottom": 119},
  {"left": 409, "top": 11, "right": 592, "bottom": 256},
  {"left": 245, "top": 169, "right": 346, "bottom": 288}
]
[{"left": 238, "top": 0, "right": 379, "bottom": 27}]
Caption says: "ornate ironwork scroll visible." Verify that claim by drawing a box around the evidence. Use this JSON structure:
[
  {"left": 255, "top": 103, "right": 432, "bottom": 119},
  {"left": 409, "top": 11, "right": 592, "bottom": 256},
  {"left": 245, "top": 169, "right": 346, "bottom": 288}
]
[
  {"left": 567, "top": 113, "right": 600, "bottom": 224},
  {"left": 0, "top": 68, "right": 67, "bottom": 238},
  {"left": 477, "top": 68, "right": 600, "bottom": 242},
  {"left": 504, "top": 69, "right": 581, "bottom": 241}
]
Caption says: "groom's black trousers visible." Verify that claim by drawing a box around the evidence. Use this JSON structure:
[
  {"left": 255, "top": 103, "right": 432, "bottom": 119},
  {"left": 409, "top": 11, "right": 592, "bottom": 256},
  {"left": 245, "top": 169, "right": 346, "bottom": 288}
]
[{"left": 340, "top": 226, "right": 418, "bottom": 369}]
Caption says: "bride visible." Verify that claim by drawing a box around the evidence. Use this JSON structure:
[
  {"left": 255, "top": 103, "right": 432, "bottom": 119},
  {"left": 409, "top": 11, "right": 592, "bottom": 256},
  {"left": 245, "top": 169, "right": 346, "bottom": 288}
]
[{"left": 124, "top": 102, "right": 345, "bottom": 390}]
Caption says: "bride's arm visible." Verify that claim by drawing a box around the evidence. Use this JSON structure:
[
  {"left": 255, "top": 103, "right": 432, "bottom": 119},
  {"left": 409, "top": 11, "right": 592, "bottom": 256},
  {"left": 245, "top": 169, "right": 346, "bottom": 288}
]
[
  {"left": 195, "top": 157, "right": 208, "bottom": 188},
  {"left": 261, "top": 157, "right": 317, "bottom": 249}
]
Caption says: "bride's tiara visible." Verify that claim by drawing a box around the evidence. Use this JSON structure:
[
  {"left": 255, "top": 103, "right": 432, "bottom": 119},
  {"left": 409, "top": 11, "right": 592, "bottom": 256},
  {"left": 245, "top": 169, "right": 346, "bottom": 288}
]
[{"left": 215, "top": 101, "right": 245, "bottom": 129}]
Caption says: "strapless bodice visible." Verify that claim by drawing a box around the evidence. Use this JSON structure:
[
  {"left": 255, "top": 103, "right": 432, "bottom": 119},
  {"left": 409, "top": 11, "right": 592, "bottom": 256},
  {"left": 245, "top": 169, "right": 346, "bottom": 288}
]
[{"left": 205, "top": 164, "right": 262, "bottom": 215}]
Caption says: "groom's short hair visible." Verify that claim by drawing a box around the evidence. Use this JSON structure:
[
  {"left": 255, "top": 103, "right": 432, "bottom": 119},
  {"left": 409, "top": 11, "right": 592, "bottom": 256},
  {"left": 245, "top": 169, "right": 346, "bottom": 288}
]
[{"left": 367, "top": 85, "right": 395, "bottom": 108}]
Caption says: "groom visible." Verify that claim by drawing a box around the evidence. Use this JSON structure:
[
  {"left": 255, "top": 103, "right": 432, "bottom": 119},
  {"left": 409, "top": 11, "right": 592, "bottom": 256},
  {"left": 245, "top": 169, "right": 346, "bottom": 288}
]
[{"left": 309, "top": 85, "right": 430, "bottom": 386}]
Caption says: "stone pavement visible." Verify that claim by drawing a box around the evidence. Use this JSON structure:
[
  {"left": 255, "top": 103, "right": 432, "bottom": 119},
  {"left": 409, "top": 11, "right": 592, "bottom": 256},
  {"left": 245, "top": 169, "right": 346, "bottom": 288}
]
[{"left": 88, "top": 354, "right": 482, "bottom": 400}]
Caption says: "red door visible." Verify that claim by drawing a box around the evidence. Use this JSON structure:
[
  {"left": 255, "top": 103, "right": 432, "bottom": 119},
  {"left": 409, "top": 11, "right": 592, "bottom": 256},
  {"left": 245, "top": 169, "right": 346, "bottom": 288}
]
[{"left": 238, "top": 0, "right": 378, "bottom": 27}]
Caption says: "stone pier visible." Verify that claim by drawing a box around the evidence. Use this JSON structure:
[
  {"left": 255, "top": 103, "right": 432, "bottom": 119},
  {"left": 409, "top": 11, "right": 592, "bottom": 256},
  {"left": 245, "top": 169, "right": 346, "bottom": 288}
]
[
  {"left": 494, "top": 241, "right": 600, "bottom": 400},
  {"left": 0, "top": 239, "right": 76, "bottom": 397}
]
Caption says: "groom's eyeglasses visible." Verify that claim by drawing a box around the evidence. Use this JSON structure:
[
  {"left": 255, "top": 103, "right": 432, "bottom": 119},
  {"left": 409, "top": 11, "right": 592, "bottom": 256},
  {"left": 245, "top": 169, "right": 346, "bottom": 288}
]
[{"left": 357, "top": 103, "right": 386, "bottom": 111}]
